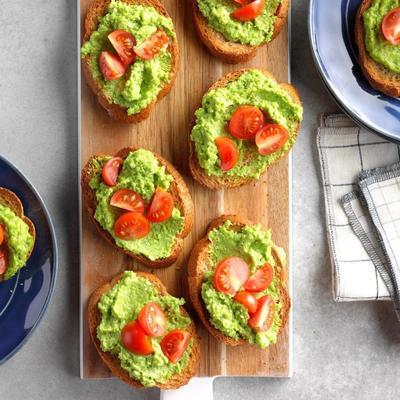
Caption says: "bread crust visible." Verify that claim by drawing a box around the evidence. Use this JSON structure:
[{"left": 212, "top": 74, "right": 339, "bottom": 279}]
[
  {"left": 187, "top": 215, "right": 290, "bottom": 346},
  {"left": 0, "top": 188, "right": 36, "bottom": 281},
  {"left": 81, "top": 147, "right": 194, "bottom": 268},
  {"left": 355, "top": 0, "right": 400, "bottom": 97},
  {"left": 191, "top": 0, "right": 290, "bottom": 63},
  {"left": 189, "top": 68, "right": 302, "bottom": 189},
  {"left": 81, "top": 0, "right": 180, "bottom": 123},
  {"left": 88, "top": 271, "right": 201, "bottom": 389}
]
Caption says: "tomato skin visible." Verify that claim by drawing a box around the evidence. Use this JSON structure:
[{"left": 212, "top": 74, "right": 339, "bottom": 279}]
[
  {"left": 121, "top": 321, "right": 154, "bottom": 355},
  {"left": 0, "top": 249, "right": 8, "bottom": 275},
  {"left": 228, "top": 106, "right": 265, "bottom": 140},
  {"left": 255, "top": 124, "right": 289, "bottom": 156},
  {"left": 233, "top": 0, "right": 249, "bottom": 4},
  {"left": 99, "top": 51, "right": 126, "bottom": 81},
  {"left": 215, "top": 137, "right": 239, "bottom": 171},
  {"left": 135, "top": 30, "right": 169, "bottom": 60},
  {"left": 214, "top": 256, "right": 250, "bottom": 295},
  {"left": 161, "top": 330, "right": 191, "bottom": 363},
  {"left": 108, "top": 30, "right": 136, "bottom": 65},
  {"left": 243, "top": 263, "right": 274, "bottom": 292},
  {"left": 382, "top": 7, "right": 400, "bottom": 45},
  {"left": 147, "top": 188, "right": 174, "bottom": 223},
  {"left": 231, "top": 0, "right": 265, "bottom": 21},
  {"left": 102, "top": 157, "right": 123, "bottom": 186},
  {"left": 248, "top": 295, "right": 275, "bottom": 332},
  {"left": 0, "top": 225, "right": 4, "bottom": 246},
  {"left": 110, "top": 189, "right": 145, "bottom": 213},
  {"left": 114, "top": 212, "right": 150, "bottom": 240},
  {"left": 138, "top": 302, "right": 167, "bottom": 337},
  {"left": 234, "top": 291, "right": 258, "bottom": 314}
]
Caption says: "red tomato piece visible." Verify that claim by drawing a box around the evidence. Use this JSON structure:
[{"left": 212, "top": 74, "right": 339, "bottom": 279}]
[
  {"left": 99, "top": 51, "right": 126, "bottom": 81},
  {"left": 0, "top": 225, "right": 4, "bottom": 246},
  {"left": 147, "top": 188, "right": 174, "bottom": 223},
  {"left": 0, "top": 249, "right": 8, "bottom": 275},
  {"left": 108, "top": 30, "right": 137, "bottom": 65},
  {"left": 382, "top": 7, "right": 400, "bottom": 45},
  {"left": 231, "top": 0, "right": 265, "bottom": 21},
  {"left": 114, "top": 212, "right": 150, "bottom": 240},
  {"left": 215, "top": 137, "right": 239, "bottom": 171},
  {"left": 110, "top": 189, "right": 145, "bottom": 213},
  {"left": 214, "top": 256, "right": 250, "bottom": 295},
  {"left": 255, "top": 124, "right": 289, "bottom": 156},
  {"left": 233, "top": 0, "right": 249, "bottom": 4},
  {"left": 234, "top": 291, "right": 258, "bottom": 314},
  {"left": 102, "top": 157, "right": 123, "bottom": 186},
  {"left": 161, "top": 330, "right": 191, "bottom": 363},
  {"left": 138, "top": 302, "right": 167, "bottom": 337},
  {"left": 248, "top": 295, "right": 275, "bottom": 332},
  {"left": 135, "top": 30, "right": 169, "bottom": 60},
  {"left": 228, "top": 106, "right": 265, "bottom": 140},
  {"left": 121, "top": 321, "right": 154, "bottom": 355},
  {"left": 243, "top": 263, "right": 274, "bottom": 292}
]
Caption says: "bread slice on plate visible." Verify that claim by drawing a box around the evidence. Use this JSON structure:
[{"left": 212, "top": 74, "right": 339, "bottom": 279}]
[
  {"left": 191, "top": 0, "right": 290, "bottom": 63},
  {"left": 81, "top": 147, "right": 193, "bottom": 268},
  {"left": 189, "top": 68, "right": 302, "bottom": 189},
  {"left": 88, "top": 271, "right": 201, "bottom": 389},
  {"left": 355, "top": 0, "right": 400, "bottom": 97},
  {"left": 81, "top": 0, "right": 179, "bottom": 123},
  {"left": 188, "top": 215, "right": 290, "bottom": 346}
]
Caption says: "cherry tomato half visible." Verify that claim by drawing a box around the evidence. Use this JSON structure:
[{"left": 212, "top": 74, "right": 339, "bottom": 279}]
[
  {"left": 0, "top": 225, "right": 5, "bottom": 246},
  {"left": 114, "top": 212, "right": 150, "bottom": 240},
  {"left": 382, "top": 7, "right": 400, "bottom": 45},
  {"left": 233, "top": 0, "right": 249, "bottom": 4},
  {"left": 138, "top": 302, "right": 167, "bottom": 337},
  {"left": 147, "top": 188, "right": 174, "bottom": 223},
  {"left": 135, "top": 30, "right": 169, "bottom": 60},
  {"left": 255, "top": 124, "right": 289, "bottom": 156},
  {"left": 215, "top": 137, "right": 239, "bottom": 171},
  {"left": 99, "top": 51, "right": 126, "bottom": 81},
  {"left": 161, "top": 329, "right": 191, "bottom": 363},
  {"left": 108, "top": 30, "right": 136, "bottom": 66},
  {"left": 110, "top": 189, "right": 145, "bottom": 213},
  {"left": 234, "top": 291, "right": 258, "bottom": 314},
  {"left": 228, "top": 106, "right": 265, "bottom": 140},
  {"left": 121, "top": 321, "right": 154, "bottom": 355},
  {"left": 243, "top": 263, "right": 274, "bottom": 292},
  {"left": 102, "top": 157, "right": 123, "bottom": 186},
  {"left": 231, "top": 0, "right": 265, "bottom": 22},
  {"left": 0, "top": 249, "right": 8, "bottom": 275},
  {"left": 214, "top": 256, "right": 250, "bottom": 295},
  {"left": 248, "top": 295, "right": 275, "bottom": 332}
]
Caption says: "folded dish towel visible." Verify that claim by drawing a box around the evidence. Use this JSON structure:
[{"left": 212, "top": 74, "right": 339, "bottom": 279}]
[{"left": 317, "top": 114, "right": 400, "bottom": 315}]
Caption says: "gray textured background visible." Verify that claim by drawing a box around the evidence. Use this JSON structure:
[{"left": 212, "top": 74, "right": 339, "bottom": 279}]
[{"left": 1, "top": 0, "right": 400, "bottom": 399}]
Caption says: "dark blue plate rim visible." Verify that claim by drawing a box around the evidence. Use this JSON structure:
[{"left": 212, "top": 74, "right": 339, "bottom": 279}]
[{"left": 0, "top": 155, "right": 58, "bottom": 365}]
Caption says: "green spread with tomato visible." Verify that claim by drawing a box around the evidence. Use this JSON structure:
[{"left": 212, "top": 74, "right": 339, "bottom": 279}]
[
  {"left": 80, "top": 1, "right": 176, "bottom": 115},
  {"left": 97, "top": 271, "right": 193, "bottom": 387},
  {"left": 89, "top": 149, "right": 184, "bottom": 260},
  {"left": 191, "top": 69, "right": 303, "bottom": 180},
  {"left": 363, "top": 0, "right": 400, "bottom": 74},
  {"left": 201, "top": 221, "right": 284, "bottom": 349},
  {"left": 0, "top": 203, "right": 34, "bottom": 281},
  {"left": 197, "top": 0, "right": 281, "bottom": 46}
]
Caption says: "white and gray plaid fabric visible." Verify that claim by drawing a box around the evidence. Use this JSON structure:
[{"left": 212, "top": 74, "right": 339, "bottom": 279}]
[{"left": 317, "top": 114, "right": 400, "bottom": 308}]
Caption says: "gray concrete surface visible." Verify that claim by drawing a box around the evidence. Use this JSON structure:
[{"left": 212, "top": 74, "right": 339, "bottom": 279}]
[{"left": 1, "top": 0, "right": 399, "bottom": 399}]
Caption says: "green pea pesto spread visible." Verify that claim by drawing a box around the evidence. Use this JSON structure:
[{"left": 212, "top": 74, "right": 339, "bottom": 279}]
[
  {"left": 201, "top": 221, "right": 284, "bottom": 349},
  {"left": 81, "top": 1, "right": 176, "bottom": 115},
  {"left": 0, "top": 203, "right": 34, "bottom": 280},
  {"left": 191, "top": 69, "right": 303, "bottom": 180},
  {"left": 97, "top": 271, "right": 193, "bottom": 387},
  {"left": 197, "top": 0, "right": 281, "bottom": 46},
  {"left": 89, "top": 149, "right": 184, "bottom": 261},
  {"left": 363, "top": 0, "right": 400, "bottom": 74}
]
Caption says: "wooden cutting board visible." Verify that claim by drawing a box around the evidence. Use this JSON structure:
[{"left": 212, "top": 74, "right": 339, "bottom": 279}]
[{"left": 79, "top": 0, "right": 291, "bottom": 379}]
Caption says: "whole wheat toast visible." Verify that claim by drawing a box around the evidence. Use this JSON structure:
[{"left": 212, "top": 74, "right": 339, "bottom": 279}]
[
  {"left": 355, "top": 0, "right": 400, "bottom": 97},
  {"left": 81, "top": 0, "right": 180, "bottom": 123},
  {"left": 189, "top": 68, "right": 302, "bottom": 189},
  {"left": 81, "top": 147, "right": 194, "bottom": 268},
  {"left": 88, "top": 271, "right": 201, "bottom": 389},
  {"left": 187, "top": 215, "right": 290, "bottom": 346}
]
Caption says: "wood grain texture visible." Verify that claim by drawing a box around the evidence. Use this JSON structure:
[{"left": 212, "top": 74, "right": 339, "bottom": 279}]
[{"left": 80, "top": 0, "right": 290, "bottom": 379}]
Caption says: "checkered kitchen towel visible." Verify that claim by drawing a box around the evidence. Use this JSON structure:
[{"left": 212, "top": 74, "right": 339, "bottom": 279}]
[{"left": 317, "top": 114, "right": 400, "bottom": 309}]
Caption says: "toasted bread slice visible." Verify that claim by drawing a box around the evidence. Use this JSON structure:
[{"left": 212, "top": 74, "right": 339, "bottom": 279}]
[
  {"left": 191, "top": 0, "right": 290, "bottom": 63},
  {"left": 88, "top": 271, "right": 201, "bottom": 389},
  {"left": 355, "top": 0, "right": 400, "bottom": 97},
  {"left": 189, "top": 68, "right": 302, "bottom": 189},
  {"left": 188, "top": 215, "right": 290, "bottom": 346},
  {"left": 81, "top": 0, "right": 179, "bottom": 123},
  {"left": 81, "top": 148, "right": 194, "bottom": 268},
  {"left": 0, "top": 188, "right": 36, "bottom": 281}
]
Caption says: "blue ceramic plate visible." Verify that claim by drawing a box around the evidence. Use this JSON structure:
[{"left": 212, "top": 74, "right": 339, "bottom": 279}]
[
  {"left": 309, "top": 0, "right": 400, "bottom": 143},
  {"left": 0, "top": 156, "right": 57, "bottom": 364}
]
